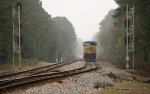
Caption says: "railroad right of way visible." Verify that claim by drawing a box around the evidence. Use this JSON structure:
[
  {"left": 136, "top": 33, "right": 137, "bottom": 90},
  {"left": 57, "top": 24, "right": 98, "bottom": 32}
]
[{"left": 0, "top": 61, "right": 99, "bottom": 91}]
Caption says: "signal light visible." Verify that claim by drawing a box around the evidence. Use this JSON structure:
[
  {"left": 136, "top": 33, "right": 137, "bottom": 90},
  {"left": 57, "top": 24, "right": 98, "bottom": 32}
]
[
  {"left": 124, "top": 19, "right": 130, "bottom": 28},
  {"left": 16, "top": 2, "right": 22, "bottom": 12},
  {"left": 124, "top": 36, "right": 130, "bottom": 45},
  {"left": 17, "top": 36, "right": 22, "bottom": 45}
]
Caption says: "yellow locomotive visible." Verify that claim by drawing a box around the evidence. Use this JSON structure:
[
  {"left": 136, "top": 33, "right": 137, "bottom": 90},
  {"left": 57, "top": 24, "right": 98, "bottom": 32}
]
[{"left": 83, "top": 41, "right": 97, "bottom": 62}]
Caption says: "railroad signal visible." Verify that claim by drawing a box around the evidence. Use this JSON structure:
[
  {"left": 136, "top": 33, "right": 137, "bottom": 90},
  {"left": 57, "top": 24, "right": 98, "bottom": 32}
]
[
  {"left": 124, "top": 36, "right": 130, "bottom": 45},
  {"left": 16, "top": 2, "right": 22, "bottom": 12},
  {"left": 17, "top": 36, "right": 22, "bottom": 45},
  {"left": 17, "top": 24, "right": 22, "bottom": 28},
  {"left": 125, "top": 5, "right": 135, "bottom": 70},
  {"left": 124, "top": 19, "right": 130, "bottom": 28},
  {"left": 16, "top": 2, "right": 22, "bottom": 70},
  {"left": 12, "top": 2, "right": 22, "bottom": 69}
]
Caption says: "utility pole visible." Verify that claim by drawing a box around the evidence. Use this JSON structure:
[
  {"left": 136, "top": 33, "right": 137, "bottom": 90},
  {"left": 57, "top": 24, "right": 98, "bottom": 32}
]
[
  {"left": 125, "top": 5, "right": 129, "bottom": 70},
  {"left": 125, "top": 5, "right": 135, "bottom": 70},
  {"left": 17, "top": 3, "right": 22, "bottom": 70},
  {"left": 132, "top": 5, "right": 135, "bottom": 70}
]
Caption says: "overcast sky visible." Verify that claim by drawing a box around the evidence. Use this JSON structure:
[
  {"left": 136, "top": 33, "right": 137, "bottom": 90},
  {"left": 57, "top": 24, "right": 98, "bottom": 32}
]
[{"left": 41, "top": 0, "right": 118, "bottom": 41}]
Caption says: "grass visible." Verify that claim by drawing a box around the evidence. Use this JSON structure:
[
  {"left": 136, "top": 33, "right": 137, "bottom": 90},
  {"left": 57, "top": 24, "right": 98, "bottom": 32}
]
[
  {"left": 100, "top": 81, "right": 150, "bottom": 94},
  {"left": 0, "top": 59, "right": 39, "bottom": 74}
]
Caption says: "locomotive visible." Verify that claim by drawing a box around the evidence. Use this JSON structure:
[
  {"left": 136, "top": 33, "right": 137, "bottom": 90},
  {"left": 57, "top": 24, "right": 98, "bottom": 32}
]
[{"left": 83, "top": 41, "right": 97, "bottom": 62}]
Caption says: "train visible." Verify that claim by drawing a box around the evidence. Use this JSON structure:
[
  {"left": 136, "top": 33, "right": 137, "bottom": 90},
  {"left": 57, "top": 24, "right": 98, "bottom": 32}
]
[{"left": 83, "top": 41, "right": 97, "bottom": 62}]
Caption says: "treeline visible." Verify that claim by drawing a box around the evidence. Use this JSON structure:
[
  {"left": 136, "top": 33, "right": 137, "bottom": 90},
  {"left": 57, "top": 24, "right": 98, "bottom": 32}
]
[
  {"left": 94, "top": 10, "right": 125, "bottom": 67},
  {"left": 94, "top": 0, "right": 150, "bottom": 72},
  {"left": 0, "top": 0, "right": 77, "bottom": 63}
]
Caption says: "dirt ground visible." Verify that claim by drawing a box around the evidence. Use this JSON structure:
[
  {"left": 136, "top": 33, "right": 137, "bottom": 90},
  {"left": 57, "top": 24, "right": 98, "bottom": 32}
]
[{"left": 99, "top": 61, "right": 150, "bottom": 94}]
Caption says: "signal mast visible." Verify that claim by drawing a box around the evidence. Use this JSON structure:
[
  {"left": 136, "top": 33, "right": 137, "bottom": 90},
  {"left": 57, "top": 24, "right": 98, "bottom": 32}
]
[{"left": 125, "top": 5, "right": 135, "bottom": 70}]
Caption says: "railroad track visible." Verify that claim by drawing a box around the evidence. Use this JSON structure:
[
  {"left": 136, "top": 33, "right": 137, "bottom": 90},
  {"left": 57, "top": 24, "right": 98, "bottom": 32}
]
[
  {"left": 0, "top": 60, "right": 77, "bottom": 81},
  {"left": 0, "top": 61, "right": 99, "bottom": 91}
]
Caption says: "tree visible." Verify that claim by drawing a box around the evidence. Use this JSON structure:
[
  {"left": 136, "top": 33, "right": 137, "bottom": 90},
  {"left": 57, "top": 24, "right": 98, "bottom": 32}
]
[
  {"left": 0, "top": 0, "right": 77, "bottom": 63},
  {"left": 0, "top": 0, "right": 13, "bottom": 62}
]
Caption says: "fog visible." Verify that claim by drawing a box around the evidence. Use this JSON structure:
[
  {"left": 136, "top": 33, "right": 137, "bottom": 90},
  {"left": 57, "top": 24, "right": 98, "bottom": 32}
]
[{"left": 41, "top": 0, "right": 118, "bottom": 41}]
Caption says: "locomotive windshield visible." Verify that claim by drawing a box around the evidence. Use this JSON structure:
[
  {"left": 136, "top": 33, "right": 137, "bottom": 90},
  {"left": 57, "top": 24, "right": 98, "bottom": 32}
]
[{"left": 83, "top": 41, "right": 97, "bottom": 62}]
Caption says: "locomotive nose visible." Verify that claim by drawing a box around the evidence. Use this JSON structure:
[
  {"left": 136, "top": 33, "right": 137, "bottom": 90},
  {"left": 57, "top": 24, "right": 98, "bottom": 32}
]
[{"left": 83, "top": 41, "right": 97, "bottom": 62}]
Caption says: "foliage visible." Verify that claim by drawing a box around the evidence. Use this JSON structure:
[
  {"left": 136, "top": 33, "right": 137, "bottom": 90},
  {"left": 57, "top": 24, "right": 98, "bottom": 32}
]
[
  {"left": 95, "top": 0, "right": 150, "bottom": 71},
  {"left": 0, "top": 0, "right": 77, "bottom": 63},
  {"left": 0, "top": 0, "right": 13, "bottom": 62},
  {"left": 94, "top": 10, "right": 125, "bottom": 67},
  {"left": 114, "top": 0, "right": 150, "bottom": 71},
  {"left": 53, "top": 17, "right": 77, "bottom": 60}
]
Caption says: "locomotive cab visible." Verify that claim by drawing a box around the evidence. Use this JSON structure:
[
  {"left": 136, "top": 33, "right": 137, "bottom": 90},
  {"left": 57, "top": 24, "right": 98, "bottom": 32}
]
[{"left": 83, "top": 41, "right": 97, "bottom": 62}]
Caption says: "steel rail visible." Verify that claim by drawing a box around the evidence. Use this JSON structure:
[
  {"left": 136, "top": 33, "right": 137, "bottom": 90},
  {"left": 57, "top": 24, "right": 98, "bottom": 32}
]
[
  {"left": 0, "top": 61, "right": 87, "bottom": 87},
  {"left": 0, "top": 60, "right": 77, "bottom": 81},
  {"left": 0, "top": 62, "right": 99, "bottom": 91}
]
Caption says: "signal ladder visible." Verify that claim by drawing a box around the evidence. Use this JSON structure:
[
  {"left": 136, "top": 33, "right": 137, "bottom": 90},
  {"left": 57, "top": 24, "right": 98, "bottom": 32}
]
[{"left": 125, "top": 5, "right": 135, "bottom": 70}]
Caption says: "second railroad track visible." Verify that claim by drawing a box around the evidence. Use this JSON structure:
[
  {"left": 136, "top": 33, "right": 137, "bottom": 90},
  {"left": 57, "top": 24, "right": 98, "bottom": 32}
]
[{"left": 0, "top": 61, "right": 99, "bottom": 91}]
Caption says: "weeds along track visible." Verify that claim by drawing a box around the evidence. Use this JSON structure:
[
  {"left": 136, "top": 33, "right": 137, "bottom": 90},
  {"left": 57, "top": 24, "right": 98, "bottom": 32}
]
[
  {"left": 0, "top": 62, "right": 99, "bottom": 91},
  {"left": 0, "top": 60, "right": 77, "bottom": 81}
]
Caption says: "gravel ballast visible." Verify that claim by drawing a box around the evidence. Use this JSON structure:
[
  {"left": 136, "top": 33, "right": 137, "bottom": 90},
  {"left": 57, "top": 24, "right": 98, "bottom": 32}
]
[
  {"left": 2, "top": 61, "right": 136, "bottom": 94},
  {"left": 4, "top": 72, "right": 113, "bottom": 94}
]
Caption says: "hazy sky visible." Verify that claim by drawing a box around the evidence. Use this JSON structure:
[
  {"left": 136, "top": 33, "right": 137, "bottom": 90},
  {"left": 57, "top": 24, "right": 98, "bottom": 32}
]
[{"left": 41, "top": 0, "right": 118, "bottom": 41}]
